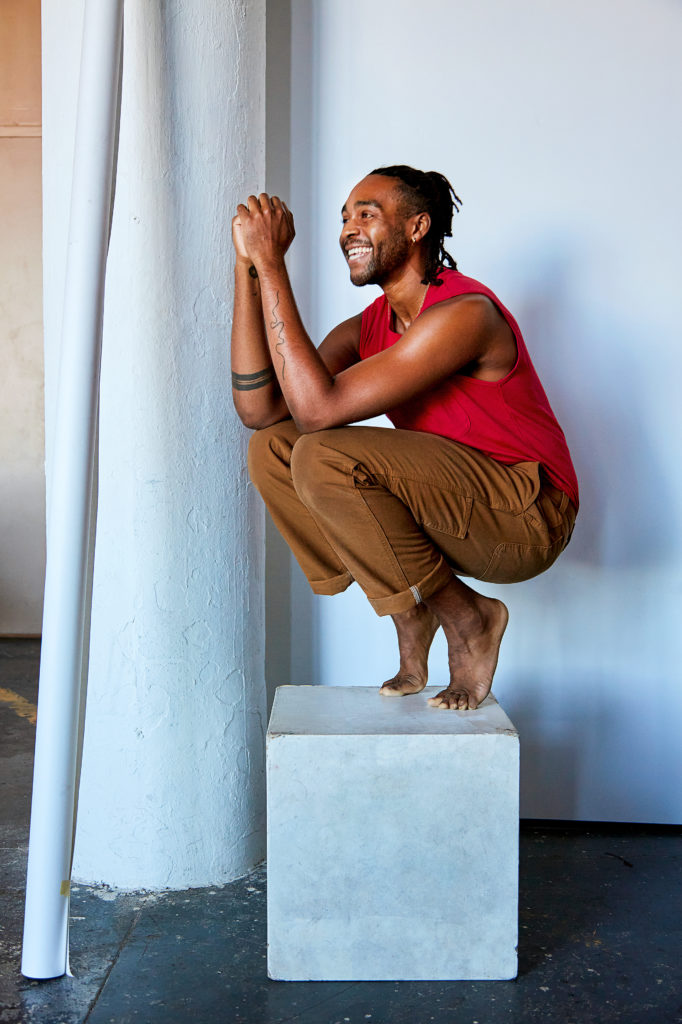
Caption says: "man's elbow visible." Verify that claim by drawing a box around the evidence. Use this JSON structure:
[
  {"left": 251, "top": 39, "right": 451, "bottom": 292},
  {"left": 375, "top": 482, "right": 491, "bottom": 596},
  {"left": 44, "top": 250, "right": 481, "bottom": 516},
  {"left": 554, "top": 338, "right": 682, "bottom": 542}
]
[
  {"left": 236, "top": 406, "right": 286, "bottom": 431},
  {"left": 239, "top": 411, "right": 265, "bottom": 430},
  {"left": 293, "top": 415, "right": 316, "bottom": 434},
  {"left": 292, "top": 389, "right": 339, "bottom": 434},
  {"left": 293, "top": 410, "right": 332, "bottom": 434}
]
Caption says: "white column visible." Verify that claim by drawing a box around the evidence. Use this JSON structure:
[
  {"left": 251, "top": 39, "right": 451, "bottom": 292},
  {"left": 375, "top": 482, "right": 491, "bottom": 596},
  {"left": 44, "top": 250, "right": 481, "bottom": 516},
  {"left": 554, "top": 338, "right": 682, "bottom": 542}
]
[{"left": 43, "top": 0, "right": 267, "bottom": 890}]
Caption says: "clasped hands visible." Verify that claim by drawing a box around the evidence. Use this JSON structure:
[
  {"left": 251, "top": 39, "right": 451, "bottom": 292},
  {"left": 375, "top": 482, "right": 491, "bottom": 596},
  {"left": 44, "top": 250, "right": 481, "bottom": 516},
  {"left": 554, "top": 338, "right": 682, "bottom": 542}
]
[{"left": 232, "top": 193, "right": 295, "bottom": 269}]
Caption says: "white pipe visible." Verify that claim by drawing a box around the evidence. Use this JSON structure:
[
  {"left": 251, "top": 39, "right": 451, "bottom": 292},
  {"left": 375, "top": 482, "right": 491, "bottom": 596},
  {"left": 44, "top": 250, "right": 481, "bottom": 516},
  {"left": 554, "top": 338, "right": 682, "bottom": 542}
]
[{"left": 21, "top": 0, "right": 123, "bottom": 980}]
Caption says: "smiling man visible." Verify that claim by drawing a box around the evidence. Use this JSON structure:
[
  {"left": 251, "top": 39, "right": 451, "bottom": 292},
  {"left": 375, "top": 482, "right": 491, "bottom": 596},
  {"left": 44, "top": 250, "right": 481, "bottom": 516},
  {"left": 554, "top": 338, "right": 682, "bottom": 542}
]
[{"left": 230, "top": 165, "right": 578, "bottom": 710}]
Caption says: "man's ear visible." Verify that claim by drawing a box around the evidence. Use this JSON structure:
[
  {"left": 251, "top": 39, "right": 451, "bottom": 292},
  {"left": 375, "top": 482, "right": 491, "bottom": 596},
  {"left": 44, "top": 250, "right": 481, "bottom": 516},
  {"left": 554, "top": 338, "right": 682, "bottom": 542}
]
[{"left": 410, "top": 211, "right": 431, "bottom": 244}]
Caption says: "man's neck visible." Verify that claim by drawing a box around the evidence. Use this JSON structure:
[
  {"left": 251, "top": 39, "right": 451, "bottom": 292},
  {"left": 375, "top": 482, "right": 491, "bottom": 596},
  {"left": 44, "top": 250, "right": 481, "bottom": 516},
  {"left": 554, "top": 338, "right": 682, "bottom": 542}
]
[{"left": 382, "top": 261, "right": 431, "bottom": 333}]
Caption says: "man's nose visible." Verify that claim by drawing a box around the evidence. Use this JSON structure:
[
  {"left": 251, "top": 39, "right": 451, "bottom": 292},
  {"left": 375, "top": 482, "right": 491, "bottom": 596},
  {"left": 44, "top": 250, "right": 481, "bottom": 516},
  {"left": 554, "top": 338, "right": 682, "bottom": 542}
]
[{"left": 341, "top": 220, "right": 359, "bottom": 242}]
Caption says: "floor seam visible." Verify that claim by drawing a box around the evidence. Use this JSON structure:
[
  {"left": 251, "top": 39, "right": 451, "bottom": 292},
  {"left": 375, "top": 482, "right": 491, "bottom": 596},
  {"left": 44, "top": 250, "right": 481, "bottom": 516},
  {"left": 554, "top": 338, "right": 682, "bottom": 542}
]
[{"left": 81, "top": 907, "right": 141, "bottom": 1024}]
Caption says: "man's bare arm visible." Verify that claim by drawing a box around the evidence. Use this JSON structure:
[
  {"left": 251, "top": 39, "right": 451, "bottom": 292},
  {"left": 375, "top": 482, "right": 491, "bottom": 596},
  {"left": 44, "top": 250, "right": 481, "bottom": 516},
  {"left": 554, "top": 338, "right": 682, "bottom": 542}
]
[
  {"left": 262, "top": 273, "right": 502, "bottom": 430},
  {"left": 230, "top": 212, "right": 290, "bottom": 429},
  {"left": 231, "top": 199, "right": 364, "bottom": 429},
  {"left": 236, "top": 194, "right": 511, "bottom": 431}
]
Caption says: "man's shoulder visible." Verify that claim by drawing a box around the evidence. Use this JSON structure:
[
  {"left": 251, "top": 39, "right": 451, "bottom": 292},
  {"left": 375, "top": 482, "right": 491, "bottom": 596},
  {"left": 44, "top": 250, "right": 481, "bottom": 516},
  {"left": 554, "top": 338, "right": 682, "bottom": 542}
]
[
  {"left": 425, "top": 269, "right": 508, "bottom": 320},
  {"left": 431, "top": 268, "right": 489, "bottom": 298}
]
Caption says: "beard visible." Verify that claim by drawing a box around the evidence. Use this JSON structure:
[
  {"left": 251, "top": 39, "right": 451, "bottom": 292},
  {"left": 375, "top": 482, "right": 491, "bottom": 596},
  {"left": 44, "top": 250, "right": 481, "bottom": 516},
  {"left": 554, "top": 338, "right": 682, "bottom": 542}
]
[{"left": 348, "top": 226, "right": 412, "bottom": 287}]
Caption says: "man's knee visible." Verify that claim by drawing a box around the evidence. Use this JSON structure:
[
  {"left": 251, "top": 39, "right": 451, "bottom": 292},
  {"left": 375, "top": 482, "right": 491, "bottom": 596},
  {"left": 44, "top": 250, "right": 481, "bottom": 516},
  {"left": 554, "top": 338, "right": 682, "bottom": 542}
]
[
  {"left": 289, "top": 432, "right": 321, "bottom": 500},
  {"left": 290, "top": 430, "right": 360, "bottom": 511},
  {"left": 247, "top": 418, "right": 299, "bottom": 492},
  {"left": 246, "top": 427, "right": 273, "bottom": 492}
]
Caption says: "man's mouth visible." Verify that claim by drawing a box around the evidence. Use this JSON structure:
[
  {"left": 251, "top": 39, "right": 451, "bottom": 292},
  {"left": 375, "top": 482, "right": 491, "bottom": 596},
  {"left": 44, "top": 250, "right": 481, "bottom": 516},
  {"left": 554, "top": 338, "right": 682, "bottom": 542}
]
[{"left": 345, "top": 245, "right": 372, "bottom": 263}]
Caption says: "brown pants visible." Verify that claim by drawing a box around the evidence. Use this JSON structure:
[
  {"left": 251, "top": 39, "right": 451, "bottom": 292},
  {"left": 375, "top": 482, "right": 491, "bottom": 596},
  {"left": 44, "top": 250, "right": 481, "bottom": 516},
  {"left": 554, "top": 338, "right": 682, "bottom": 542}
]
[{"left": 248, "top": 419, "right": 576, "bottom": 617}]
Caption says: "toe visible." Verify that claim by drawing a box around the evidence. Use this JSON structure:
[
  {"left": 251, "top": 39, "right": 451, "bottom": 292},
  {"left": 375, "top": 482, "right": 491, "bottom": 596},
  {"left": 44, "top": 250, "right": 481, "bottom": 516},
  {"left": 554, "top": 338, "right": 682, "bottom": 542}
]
[
  {"left": 380, "top": 684, "right": 401, "bottom": 698},
  {"left": 428, "top": 688, "right": 462, "bottom": 710}
]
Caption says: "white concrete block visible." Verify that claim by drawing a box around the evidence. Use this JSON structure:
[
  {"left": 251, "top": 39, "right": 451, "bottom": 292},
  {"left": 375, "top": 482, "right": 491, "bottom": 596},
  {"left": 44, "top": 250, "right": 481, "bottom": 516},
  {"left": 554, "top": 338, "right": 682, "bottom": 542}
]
[{"left": 267, "top": 685, "right": 519, "bottom": 981}]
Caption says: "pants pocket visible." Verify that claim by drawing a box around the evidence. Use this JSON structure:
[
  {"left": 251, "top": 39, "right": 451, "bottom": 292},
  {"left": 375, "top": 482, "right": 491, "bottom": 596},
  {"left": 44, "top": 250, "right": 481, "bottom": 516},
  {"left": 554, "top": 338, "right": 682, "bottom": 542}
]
[
  {"left": 420, "top": 493, "right": 474, "bottom": 539},
  {"left": 480, "top": 537, "right": 566, "bottom": 584}
]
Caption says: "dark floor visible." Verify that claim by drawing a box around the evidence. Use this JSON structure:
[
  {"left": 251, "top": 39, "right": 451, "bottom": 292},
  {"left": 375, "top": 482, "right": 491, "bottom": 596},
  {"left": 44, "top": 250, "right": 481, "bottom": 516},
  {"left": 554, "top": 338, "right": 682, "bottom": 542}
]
[{"left": 1, "top": 639, "right": 681, "bottom": 1024}]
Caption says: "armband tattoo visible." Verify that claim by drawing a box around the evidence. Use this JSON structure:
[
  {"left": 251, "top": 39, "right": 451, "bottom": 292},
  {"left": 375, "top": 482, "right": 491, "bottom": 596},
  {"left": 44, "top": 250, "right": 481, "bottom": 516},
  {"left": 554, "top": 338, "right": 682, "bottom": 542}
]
[{"left": 231, "top": 367, "right": 275, "bottom": 391}]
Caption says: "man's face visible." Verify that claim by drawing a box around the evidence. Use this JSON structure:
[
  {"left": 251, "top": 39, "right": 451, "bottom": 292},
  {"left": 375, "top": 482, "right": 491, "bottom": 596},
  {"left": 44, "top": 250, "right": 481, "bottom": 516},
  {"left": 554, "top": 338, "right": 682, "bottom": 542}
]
[{"left": 340, "top": 175, "right": 412, "bottom": 287}]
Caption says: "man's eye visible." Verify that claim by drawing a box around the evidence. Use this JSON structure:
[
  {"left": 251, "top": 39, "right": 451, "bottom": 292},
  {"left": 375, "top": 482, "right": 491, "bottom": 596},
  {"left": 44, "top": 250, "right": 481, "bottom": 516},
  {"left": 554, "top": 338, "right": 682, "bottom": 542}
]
[{"left": 361, "top": 211, "right": 372, "bottom": 218}]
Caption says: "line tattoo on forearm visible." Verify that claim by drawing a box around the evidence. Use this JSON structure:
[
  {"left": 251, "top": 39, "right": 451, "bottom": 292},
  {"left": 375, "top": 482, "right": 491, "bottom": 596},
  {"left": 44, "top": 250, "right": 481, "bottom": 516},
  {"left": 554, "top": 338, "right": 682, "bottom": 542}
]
[
  {"left": 270, "top": 291, "right": 286, "bottom": 377},
  {"left": 231, "top": 367, "right": 275, "bottom": 391}
]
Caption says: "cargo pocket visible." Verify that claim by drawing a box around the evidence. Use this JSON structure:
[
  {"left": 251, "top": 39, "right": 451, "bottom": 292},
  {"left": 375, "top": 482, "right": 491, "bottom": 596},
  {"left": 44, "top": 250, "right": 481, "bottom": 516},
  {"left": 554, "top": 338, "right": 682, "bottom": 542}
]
[
  {"left": 480, "top": 537, "right": 565, "bottom": 584},
  {"left": 420, "top": 493, "right": 474, "bottom": 540}
]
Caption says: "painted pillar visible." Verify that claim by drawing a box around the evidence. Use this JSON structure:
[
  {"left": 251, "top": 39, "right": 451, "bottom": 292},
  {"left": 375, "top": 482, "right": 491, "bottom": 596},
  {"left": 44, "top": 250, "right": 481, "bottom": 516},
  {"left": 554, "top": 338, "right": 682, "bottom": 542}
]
[{"left": 43, "top": 0, "right": 267, "bottom": 889}]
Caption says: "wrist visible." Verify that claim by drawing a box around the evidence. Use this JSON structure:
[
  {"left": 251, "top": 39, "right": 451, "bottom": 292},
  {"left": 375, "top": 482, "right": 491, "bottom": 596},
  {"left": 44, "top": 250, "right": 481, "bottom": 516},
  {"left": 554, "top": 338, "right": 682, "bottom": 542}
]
[
  {"left": 252, "top": 254, "right": 287, "bottom": 277},
  {"left": 234, "top": 258, "right": 259, "bottom": 280}
]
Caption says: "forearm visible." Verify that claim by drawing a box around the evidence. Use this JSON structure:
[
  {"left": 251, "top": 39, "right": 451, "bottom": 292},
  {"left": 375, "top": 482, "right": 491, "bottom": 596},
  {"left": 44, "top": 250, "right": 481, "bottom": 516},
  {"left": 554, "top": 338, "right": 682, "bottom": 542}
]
[
  {"left": 230, "top": 261, "right": 289, "bottom": 428},
  {"left": 256, "top": 258, "right": 336, "bottom": 430}
]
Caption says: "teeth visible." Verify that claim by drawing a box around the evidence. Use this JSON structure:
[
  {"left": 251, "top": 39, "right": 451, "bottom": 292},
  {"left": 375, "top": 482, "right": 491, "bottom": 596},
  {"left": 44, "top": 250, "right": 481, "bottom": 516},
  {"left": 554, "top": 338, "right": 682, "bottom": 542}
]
[{"left": 347, "top": 246, "right": 371, "bottom": 259}]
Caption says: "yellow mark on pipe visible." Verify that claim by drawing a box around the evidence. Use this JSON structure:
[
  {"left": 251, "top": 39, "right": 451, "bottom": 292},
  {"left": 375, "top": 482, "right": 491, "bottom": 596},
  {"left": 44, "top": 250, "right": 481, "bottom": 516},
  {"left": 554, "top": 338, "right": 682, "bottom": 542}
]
[
  {"left": 60, "top": 880, "right": 71, "bottom": 897},
  {"left": 0, "top": 688, "right": 37, "bottom": 726}
]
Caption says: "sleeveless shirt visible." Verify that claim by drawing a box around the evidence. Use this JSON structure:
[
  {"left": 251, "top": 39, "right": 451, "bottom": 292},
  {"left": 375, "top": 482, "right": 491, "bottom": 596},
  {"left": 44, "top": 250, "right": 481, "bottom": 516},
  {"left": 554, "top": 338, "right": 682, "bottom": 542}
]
[{"left": 358, "top": 268, "right": 579, "bottom": 507}]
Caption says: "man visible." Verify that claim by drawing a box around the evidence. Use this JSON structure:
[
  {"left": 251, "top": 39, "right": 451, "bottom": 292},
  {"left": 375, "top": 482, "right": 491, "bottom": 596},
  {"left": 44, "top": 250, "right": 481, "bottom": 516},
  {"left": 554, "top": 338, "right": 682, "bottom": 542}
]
[{"left": 230, "top": 165, "right": 578, "bottom": 710}]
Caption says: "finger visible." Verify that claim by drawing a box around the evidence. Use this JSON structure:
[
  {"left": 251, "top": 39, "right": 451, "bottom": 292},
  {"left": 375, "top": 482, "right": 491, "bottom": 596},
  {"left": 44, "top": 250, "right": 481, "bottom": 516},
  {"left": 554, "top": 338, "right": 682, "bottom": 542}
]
[
  {"left": 282, "top": 202, "right": 295, "bottom": 231},
  {"left": 258, "top": 192, "right": 272, "bottom": 210},
  {"left": 246, "top": 194, "right": 260, "bottom": 212},
  {"left": 271, "top": 195, "right": 282, "bottom": 209}
]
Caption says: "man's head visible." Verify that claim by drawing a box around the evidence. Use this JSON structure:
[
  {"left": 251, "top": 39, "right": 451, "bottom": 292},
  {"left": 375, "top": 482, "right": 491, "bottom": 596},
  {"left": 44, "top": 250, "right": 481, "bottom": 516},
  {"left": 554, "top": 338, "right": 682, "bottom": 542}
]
[{"left": 340, "top": 165, "right": 462, "bottom": 288}]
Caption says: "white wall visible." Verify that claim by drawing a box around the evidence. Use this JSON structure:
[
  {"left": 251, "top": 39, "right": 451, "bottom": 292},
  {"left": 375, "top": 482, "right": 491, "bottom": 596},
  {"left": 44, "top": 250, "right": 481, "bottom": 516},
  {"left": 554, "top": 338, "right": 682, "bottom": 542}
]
[{"left": 271, "top": 0, "right": 682, "bottom": 823}]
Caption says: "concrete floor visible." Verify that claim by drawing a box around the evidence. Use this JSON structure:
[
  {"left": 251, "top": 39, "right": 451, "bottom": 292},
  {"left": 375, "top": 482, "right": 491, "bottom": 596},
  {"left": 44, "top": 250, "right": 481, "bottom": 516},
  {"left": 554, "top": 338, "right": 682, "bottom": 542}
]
[{"left": 1, "top": 638, "right": 681, "bottom": 1024}]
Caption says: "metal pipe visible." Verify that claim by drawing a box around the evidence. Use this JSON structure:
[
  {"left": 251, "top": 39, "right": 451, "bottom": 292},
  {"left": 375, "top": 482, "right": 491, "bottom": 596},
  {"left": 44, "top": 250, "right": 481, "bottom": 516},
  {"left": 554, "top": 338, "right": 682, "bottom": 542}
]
[{"left": 21, "top": 0, "right": 123, "bottom": 979}]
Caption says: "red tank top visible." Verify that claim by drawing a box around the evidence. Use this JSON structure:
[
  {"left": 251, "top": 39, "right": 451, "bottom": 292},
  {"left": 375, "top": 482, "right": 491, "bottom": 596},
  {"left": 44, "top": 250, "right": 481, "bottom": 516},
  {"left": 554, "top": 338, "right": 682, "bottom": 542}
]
[{"left": 359, "top": 269, "right": 579, "bottom": 507}]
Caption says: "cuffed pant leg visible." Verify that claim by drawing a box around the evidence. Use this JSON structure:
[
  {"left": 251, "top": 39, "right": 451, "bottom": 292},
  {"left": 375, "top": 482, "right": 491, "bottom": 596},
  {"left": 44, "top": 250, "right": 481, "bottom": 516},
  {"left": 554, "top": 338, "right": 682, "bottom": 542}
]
[{"left": 247, "top": 420, "right": 353, "bottom": 595}]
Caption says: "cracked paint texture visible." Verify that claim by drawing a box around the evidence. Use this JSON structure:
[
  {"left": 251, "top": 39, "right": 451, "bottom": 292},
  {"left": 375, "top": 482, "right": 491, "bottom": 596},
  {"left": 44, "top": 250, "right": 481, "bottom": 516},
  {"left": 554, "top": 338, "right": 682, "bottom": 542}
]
[{"left": 43, "top": 0, "right": 267, "bottom": 890}]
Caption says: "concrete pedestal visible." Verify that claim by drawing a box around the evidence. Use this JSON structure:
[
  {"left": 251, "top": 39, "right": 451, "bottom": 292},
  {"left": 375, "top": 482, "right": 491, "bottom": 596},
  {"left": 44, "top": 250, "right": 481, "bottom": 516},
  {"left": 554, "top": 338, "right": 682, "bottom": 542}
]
[{"left": 266, "top": 685, "right": 519, "bottom": 981}]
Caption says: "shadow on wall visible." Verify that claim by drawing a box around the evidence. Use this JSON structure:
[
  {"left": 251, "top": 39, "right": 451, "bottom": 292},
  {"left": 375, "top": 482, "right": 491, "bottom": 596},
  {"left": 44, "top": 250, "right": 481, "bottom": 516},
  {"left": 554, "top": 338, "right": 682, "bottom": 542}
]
[
  {"left": 264, "top": 0, "right": 317, "bottom": 704},
  {"left": 515, "top": 242, "right": 673, "bottom": 569},
  {"left": 506, "top": 662, "right": 677, "bottom": 823}
]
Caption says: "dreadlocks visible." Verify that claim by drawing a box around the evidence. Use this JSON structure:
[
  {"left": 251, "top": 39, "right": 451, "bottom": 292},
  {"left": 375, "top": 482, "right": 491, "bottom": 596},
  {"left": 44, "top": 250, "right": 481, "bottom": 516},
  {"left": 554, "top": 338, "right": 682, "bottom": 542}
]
[{"left": 370, "top": 165, "right": 462, "bottom": 286}]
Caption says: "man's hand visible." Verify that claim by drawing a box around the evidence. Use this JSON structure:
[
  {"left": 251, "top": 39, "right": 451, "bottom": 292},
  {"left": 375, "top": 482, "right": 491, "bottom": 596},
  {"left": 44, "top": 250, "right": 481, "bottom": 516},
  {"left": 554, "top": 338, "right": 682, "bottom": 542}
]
[
  {"left": 231, "top": 213, "right": 251, "bottom": 265},
  {"left": 234, "top": 194, "right": 295, "bottom": 269}
]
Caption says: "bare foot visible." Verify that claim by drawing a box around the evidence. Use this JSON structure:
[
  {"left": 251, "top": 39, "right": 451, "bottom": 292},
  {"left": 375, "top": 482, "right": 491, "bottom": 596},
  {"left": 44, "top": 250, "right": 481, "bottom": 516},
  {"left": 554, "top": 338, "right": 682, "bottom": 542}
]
[
  {"left": 379, "top": 604, "right": 440, "bottom": 697},
  {"left": 425, "top": 578, "right": 509, "bottom": 710}
]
